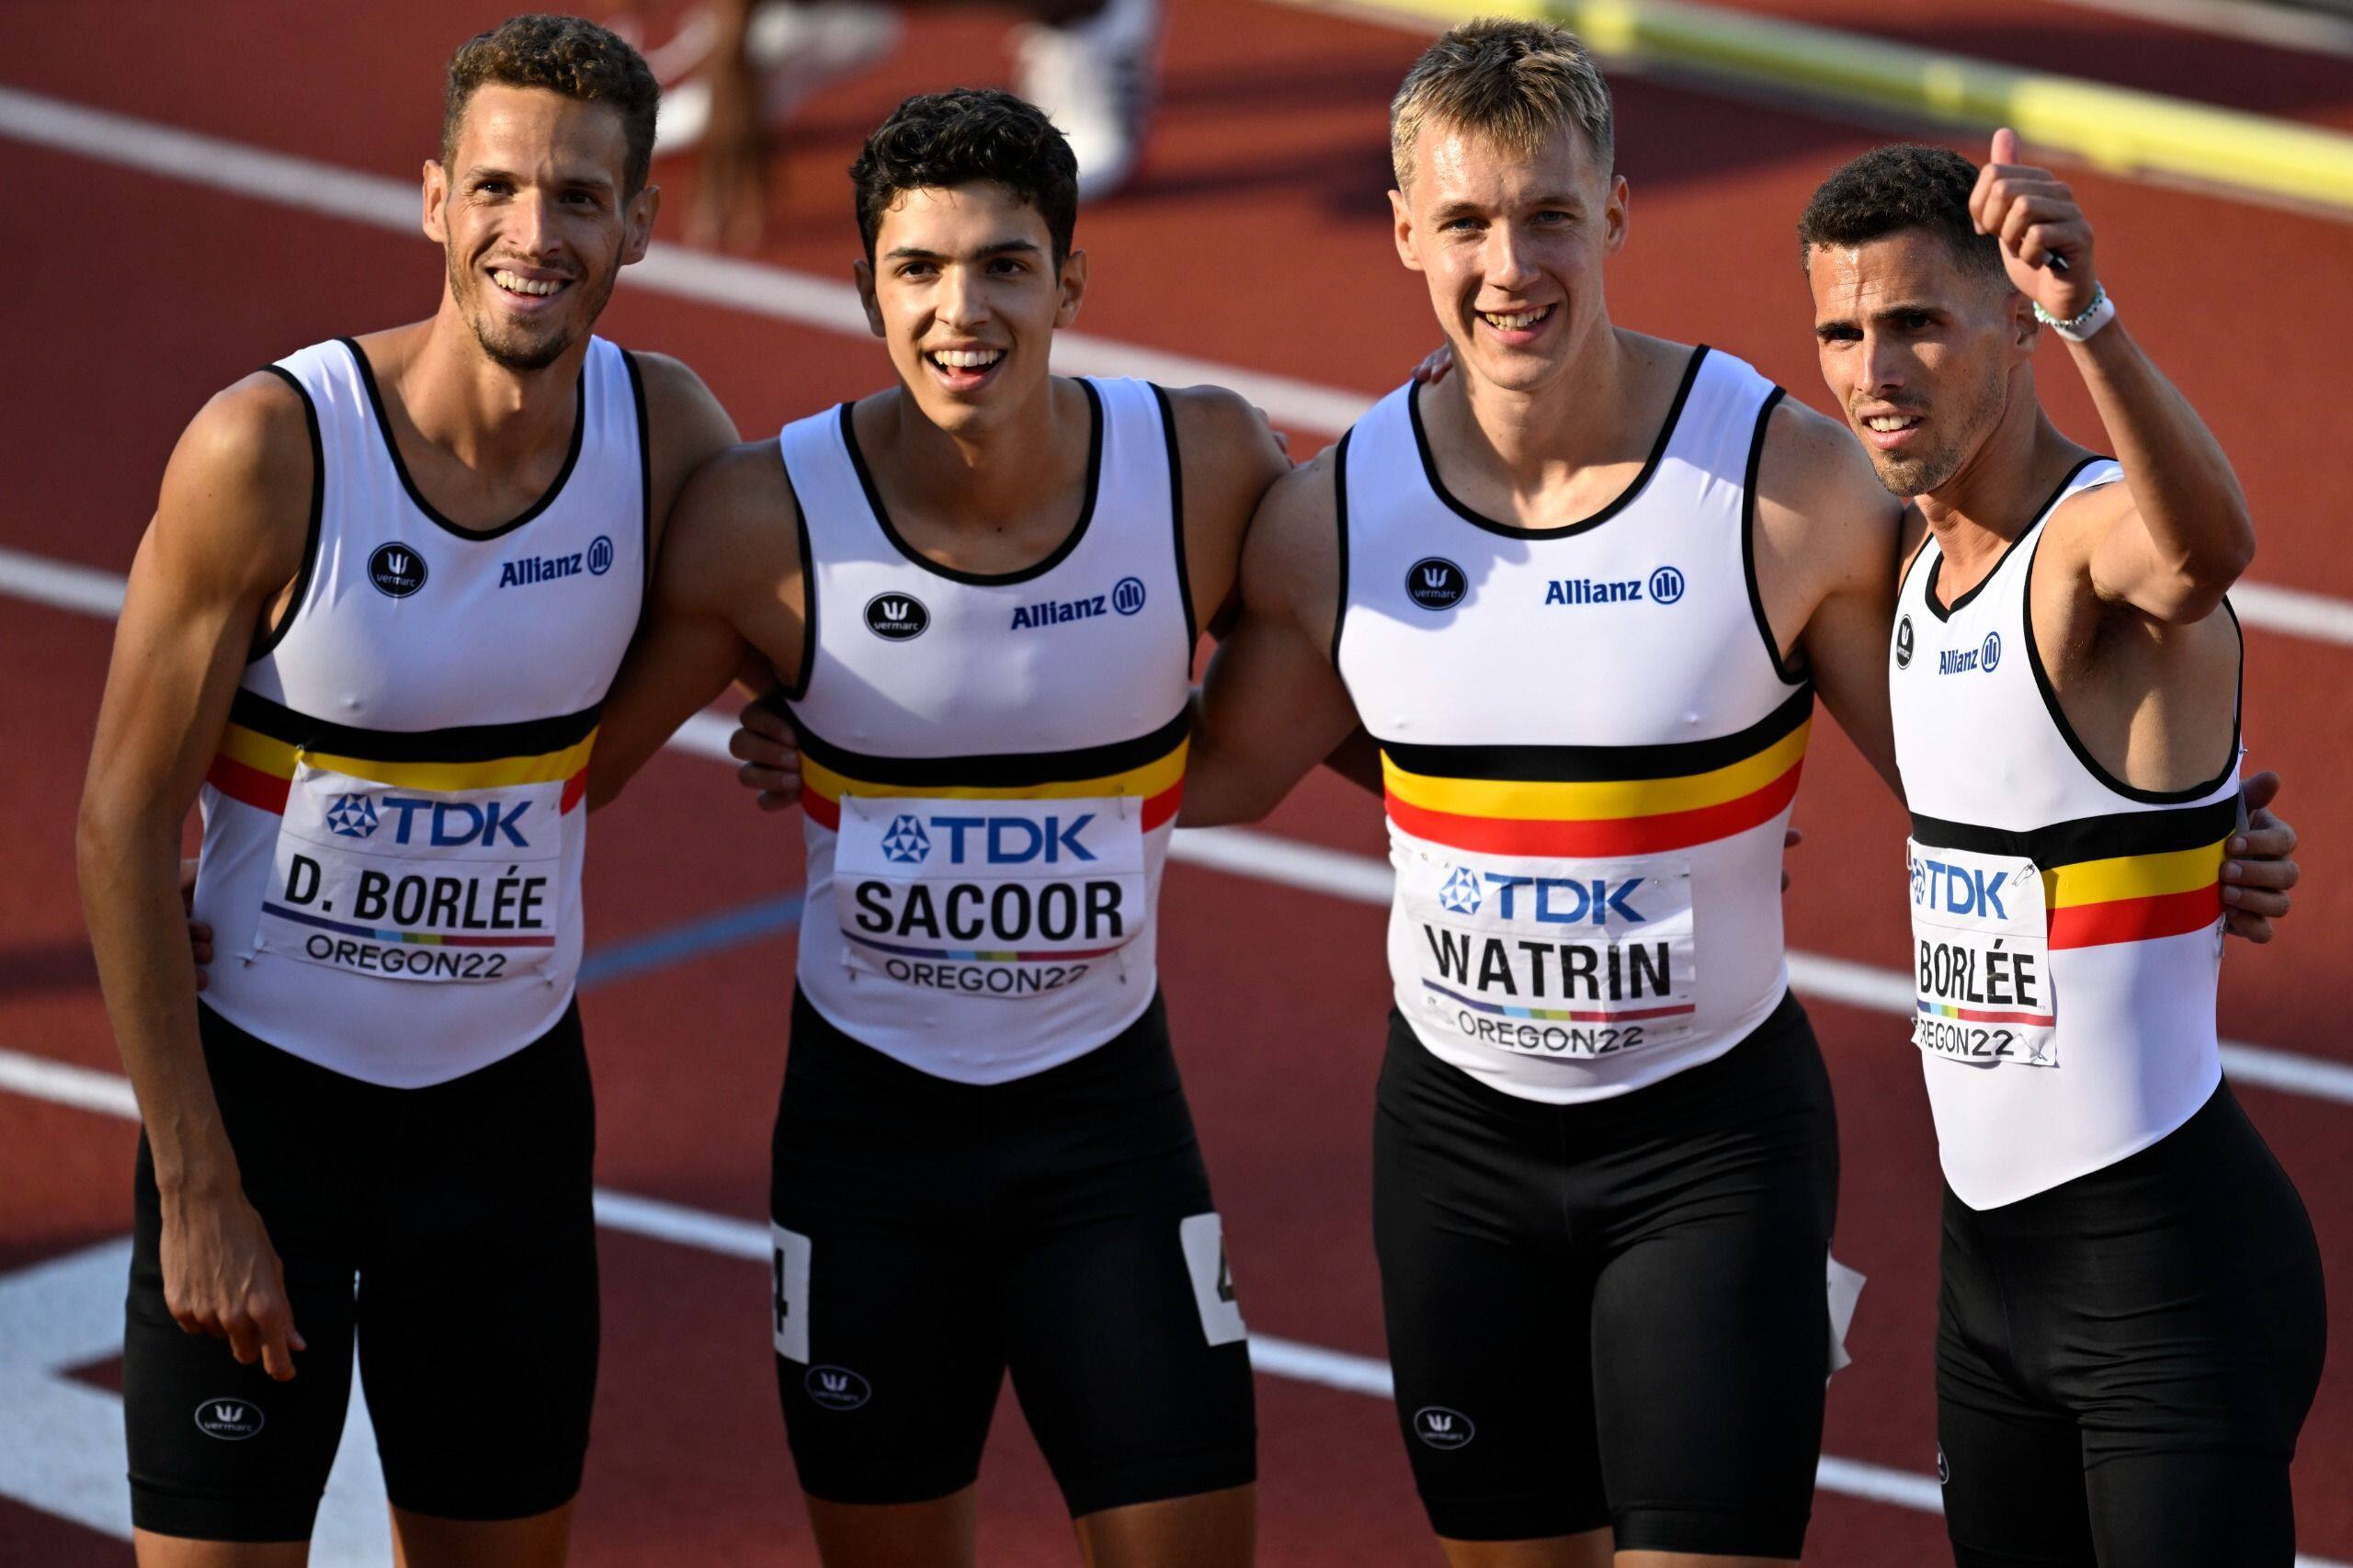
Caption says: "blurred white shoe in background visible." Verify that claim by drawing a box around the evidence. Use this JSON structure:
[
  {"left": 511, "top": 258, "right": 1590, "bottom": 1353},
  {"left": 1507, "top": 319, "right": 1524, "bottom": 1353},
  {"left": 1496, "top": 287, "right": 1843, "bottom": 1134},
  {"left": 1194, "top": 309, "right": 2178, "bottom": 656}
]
[
  {"left": 1014, "top": 0, "right": 1159, "bottom": 200},
  {"left": 655, "top": 1, "right": 904, "bottom": 153}
]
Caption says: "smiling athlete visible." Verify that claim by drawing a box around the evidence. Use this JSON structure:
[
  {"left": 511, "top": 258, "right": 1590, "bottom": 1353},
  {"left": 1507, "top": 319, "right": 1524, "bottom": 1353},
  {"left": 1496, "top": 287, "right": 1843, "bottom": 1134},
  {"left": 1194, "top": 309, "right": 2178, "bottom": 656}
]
[
  {"left": 1801, "top": 137, "right": 2325, "bottom": 1568},
  {"left": 585, "top": 88, "right": 1288, "bottom": 1566},
  {"left": 79, "top": 17, "right": 737, "bottom": 1563}
]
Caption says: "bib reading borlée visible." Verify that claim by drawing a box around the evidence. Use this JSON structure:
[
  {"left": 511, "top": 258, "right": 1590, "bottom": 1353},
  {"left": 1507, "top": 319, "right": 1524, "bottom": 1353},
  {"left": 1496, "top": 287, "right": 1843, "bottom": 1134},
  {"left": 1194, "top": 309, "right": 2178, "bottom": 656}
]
[
  {"left": 253, "top": 762, "right": 563, "bottom": 983},
  {"left": 833, "top": 794, "right": 1146, "bottom": 999},
  {"left": 1400, "top": 844, "right": 1698, "bottom": 1061},
  {"left": 1908, "top": 838, "right": 2058, "bottom": 1067}
]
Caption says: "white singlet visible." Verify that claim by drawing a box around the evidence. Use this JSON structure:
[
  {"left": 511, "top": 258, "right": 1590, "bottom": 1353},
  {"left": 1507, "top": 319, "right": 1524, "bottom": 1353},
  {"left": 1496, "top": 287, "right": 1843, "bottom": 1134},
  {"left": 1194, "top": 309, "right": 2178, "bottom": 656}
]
[
  {"left": 1336, "top": 347, "right": 1809, "bottom": 1104},
  {"left": 1891, "top": 457, "right": 2241, "bottom": 1209},
  {"left": 191, "top": 335, "right": 648, "bottom": 1088},
  {"left": 783, "top": 379, "right": 1196, "bottom": 1084}
]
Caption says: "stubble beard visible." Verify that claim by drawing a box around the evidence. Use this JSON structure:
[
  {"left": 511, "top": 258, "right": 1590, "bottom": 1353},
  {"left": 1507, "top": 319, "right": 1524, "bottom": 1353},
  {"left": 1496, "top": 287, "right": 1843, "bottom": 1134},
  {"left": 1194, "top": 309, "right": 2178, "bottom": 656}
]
[
  {"left": 1863, "top": 358, "right": 2006, "bottom": 500},
  {"left": 447, "top": 247, "right": 620, "bottom": 374}
]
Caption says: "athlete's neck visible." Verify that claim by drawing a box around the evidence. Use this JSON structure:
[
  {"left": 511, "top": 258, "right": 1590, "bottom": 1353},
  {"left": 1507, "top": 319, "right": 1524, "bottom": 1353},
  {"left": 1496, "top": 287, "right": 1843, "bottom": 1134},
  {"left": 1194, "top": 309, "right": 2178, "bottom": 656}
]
[
  {"left": 866, "top": 375, "right": 1092, "bottom": 539},
  {"left": 1917, "top": 368, "right": 2090, "bottom": 584},
  {"left": 386, "top": 307, "right": 587, "bottom": 477},
  {"left": 1425, "top": 326, "right": 1672, "bottom": 523}
]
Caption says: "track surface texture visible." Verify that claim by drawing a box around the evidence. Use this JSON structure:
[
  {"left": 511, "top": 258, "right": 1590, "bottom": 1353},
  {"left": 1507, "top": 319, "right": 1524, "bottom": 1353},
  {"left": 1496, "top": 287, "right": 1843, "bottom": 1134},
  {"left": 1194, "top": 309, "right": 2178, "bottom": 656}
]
[{"left": 1, "top": 1, "right": 2348, "bottom": 1563}]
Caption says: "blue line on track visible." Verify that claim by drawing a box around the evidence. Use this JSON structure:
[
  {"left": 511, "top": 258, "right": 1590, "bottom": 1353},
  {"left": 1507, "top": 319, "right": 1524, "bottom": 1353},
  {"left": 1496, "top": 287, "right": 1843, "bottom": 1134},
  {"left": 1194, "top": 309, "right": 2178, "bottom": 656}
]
[{"left": 578, "top": 892, "right": 804, "bottom": 990}]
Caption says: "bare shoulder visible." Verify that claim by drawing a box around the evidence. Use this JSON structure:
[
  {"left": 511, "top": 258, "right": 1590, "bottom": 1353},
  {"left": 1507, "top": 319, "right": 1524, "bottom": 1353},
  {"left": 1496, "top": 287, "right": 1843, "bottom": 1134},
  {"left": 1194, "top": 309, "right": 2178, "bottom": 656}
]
[
  {"left": 629, "top": 350, "right": 741, "bottom": 541},
  {"left": 1243, "top": 443, "right": 1341, "bottom": 608},
  {"left": 153, "top": 370, "right": 316, "bottom": 591},
  {"left": 1755, "top": 395, "right": 1901, "bottom": 581},
  {"left": 658, "top": 437, "right": 800, "bottom": 612}
]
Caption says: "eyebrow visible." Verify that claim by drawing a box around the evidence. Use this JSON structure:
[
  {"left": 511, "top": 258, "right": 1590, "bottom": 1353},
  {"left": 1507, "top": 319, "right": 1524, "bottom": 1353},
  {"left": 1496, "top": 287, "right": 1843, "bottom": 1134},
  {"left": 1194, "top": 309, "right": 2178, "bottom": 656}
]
[
  {"left": 883, "top": 239, "right": 1043, "bottom": 261},
  {"left": 466, "top": 165, "right": 617, "bottom": 193},
  {"left": 1429, "top": 195, "right": 1581, "bottom": 222}
]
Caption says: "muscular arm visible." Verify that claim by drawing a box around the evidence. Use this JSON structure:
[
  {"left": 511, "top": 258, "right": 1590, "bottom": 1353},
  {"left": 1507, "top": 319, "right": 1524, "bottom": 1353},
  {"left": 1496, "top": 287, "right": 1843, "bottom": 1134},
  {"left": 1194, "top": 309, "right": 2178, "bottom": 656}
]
[
  {"left": 585, "top": 358, "right": 746, "bottom": 806},
  {"left": 590, "top": 440, "right": 806, "bottom": 808},
  {"left": 78, "top": 375, "right": 314, "bottom": 1378},
  {"left": 1163, "top": 383, "right": 1292, "bottom": 641},
  {"left": 1184, "top": 450, "right": 1363, "bottom": 826},
  {"left": 1970, "top": 135, "right": 2253, "bottom": 623},
  {"left": 1751, "top": 397, "right": 1907, "bottom": 797}
]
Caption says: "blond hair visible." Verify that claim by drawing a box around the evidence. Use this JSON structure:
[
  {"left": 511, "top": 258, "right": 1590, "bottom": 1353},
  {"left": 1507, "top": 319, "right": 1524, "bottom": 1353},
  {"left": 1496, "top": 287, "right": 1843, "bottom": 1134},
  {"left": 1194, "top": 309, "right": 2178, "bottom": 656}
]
[{"left": 1389, "top": 17, "right": 1614, "bottom": 189}]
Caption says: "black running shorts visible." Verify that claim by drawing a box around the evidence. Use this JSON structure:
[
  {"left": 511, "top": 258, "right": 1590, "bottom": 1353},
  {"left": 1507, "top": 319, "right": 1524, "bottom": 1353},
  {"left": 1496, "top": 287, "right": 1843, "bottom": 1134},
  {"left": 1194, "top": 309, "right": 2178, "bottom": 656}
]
[
  {"left": 1373, "top": 988, "right": 1839, "bottom": 1555},
  {"left": 1937, "top": 1080, "right": 2326, "bottom": 1568},
  {"left": 124, "top": 1003, "right": 598, "bottom": 1542},
  {"left": 769, "top": 990, "right": 1256, "bottom": 1518}
]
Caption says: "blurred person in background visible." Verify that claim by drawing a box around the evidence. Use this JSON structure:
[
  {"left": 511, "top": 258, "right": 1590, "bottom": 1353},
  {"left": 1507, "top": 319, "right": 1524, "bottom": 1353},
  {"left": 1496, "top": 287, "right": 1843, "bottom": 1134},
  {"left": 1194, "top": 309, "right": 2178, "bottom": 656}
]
[{"left": 612, "top": 0, "right": 1157, "bottom": 245}]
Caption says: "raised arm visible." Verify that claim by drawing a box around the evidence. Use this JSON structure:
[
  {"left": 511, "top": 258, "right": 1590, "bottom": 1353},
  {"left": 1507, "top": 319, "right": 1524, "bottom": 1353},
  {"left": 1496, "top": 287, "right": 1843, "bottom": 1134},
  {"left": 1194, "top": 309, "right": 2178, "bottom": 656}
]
[
  {"left": 1972, "top": 128, "right": 2253, "bottom": 622},
  {"left": 1184, "top": 449, "right": 1363, "bottom": 826},
  {"left": 78, "top": 374, "right": 316, "bottom": 1381}
]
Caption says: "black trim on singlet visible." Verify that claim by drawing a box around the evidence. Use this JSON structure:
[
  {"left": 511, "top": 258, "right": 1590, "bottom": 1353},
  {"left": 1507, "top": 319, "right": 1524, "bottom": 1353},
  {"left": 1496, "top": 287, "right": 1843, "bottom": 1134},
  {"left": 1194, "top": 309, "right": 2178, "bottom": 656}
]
[
  {"left": 620, "top": 348, "right": 654, "bottom": 610},
  {"left": 838, "top": 380, "right": 1104, "bottom": 586},
  {"left": 1740, "top": 385, "right": 1808, "bottom": 686},
  {"left": 248, "top": 365, "right": 325, "bottom": 664},
  {"left": 1909, "top": 793, "right": 2239, "bottom": 869},
  {"left": 228, "top": 687, "right": 601, "bottom": 763},
  {"left": 338, "top": 336, "right": 586, "bottom": 542},
  {"left": 1379, "top": 682, "right": 1814, "bottom": 784},
  {"left": 782, "top": 461, "right": 818, "bottom": 704},
  {"left": 2018, "top": 478, "right": 2245, "bottom": 806},
  {"left": 1329, "top": 426, "right": 1354, "bottom": 672},
  {"left": 790, "top": 706, "right": 1191, "bottom": 790},
  {"left": 1149, "top": 382, "right": 1199, "bottom": 652},
  {"left": 1404, "top": 345, "right": 1709, "bottom": 540},
  {"left": 1920, "top": 455, "right": 2105, "bottom": 623}
]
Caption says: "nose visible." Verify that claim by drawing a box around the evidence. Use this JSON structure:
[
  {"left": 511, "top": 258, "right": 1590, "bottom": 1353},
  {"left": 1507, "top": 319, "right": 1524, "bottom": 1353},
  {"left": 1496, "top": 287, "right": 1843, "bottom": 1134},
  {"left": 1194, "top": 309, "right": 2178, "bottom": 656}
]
[
  {"left": 1483, "top": 221, "right": 1540, "bottom": 292},
  {"left": 935, "top": 262, "right": 990, "bottom": 330},
  {"left": 1859, "top": 329, "right": 1908, "bottom": 402},
  {"left": 505, "top": 188, "right": 561, "bottom": 261}
]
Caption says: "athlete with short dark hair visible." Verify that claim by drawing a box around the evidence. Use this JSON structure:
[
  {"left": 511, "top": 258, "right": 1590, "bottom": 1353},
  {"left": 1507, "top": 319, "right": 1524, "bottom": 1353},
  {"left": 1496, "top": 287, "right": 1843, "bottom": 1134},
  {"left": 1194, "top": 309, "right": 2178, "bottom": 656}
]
[
  {"left": 1802, "top": 131, "right": 2325, "bottom": 1568},
  {"left": 583, "top": 85, "right": 1289, "bottom": 1567},
  {"left": 80, "top": 16, "right": 738, "bottom": 1563}
]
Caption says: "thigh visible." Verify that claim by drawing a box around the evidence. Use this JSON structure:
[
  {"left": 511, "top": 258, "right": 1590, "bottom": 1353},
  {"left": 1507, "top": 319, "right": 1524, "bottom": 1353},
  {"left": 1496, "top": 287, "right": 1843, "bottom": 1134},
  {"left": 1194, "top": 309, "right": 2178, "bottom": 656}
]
[
  {"left": 1586, "top": 1022, "right": 1838, "bottom": 1560},
  {"left": 1934, "top": 1252, "right": 2095, "bottom": 1568},
  {"left": 769, "top": 1211, "right": 1005, "bottom": 1508},
  {"left": 358, "top": 1014, "right": 600, "bottom": 1523},
  {"left": 1001, "top": 1201, "right": 1255, "bottom": 1520},
  {"left": 125, "top": 1018, "right": 365, "bottom": 1546},
  {"left": 1373, "top": 1035, "right": 1603, "bottom": 1545}
]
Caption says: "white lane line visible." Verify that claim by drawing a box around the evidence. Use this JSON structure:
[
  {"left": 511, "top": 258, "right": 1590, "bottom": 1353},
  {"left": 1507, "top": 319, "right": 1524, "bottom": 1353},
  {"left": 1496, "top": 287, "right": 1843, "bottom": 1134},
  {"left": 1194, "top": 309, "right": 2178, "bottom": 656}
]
[
  {"left": 14, "top": 545, "right": 2350, "bottom": 1109},
  {"left": 3, "top": 85, "right": 2353, "bottom": 645},
  {"left": 24, "top": 1047, "right": 2330, "bottom": 1551},
  {"left": 0, "top": 1236, "right": 395, "bottom": 1564},
  {"left": 0, "top": 85, "right": 1369, "bottom": 437}
]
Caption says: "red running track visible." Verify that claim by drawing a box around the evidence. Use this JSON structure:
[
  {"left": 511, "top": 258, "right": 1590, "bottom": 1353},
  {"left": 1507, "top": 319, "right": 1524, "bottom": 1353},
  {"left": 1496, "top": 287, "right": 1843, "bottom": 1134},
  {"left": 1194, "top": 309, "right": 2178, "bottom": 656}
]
[{"left": 1, "top": 0, "right": 2348, "bottom": 1562}]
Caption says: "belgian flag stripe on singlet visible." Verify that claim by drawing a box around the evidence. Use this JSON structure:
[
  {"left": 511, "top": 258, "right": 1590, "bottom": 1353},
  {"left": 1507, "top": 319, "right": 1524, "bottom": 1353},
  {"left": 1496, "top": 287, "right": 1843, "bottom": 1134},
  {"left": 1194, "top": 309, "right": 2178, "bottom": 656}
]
[
  {"left": 204, "top": 688, "right": 600, "bottom": 815},
  {"left": 1910, "top": 795, "right": 2234, "bottom": 950},
  {"left": 794, "top": 708, "right": 1188, "bottom": 833},
  {"left": 1381, "top": 687, "right": 1813, "bottom": 856}
]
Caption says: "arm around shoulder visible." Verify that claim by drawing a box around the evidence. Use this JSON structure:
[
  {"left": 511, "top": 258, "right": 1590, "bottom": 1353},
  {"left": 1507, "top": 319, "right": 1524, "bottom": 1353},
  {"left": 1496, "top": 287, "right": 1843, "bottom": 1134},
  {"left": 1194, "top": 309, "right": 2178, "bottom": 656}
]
[{"left": 588, "top": 439, "right": 794, "bottom": 807}]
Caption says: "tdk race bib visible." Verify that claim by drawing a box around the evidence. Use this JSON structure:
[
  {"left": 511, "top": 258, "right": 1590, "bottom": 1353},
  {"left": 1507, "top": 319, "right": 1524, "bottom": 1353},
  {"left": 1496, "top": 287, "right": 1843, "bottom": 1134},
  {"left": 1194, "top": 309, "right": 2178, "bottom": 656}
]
[
  {"left": 1399, "top": 846, "right": 1697, "bottom": 1059},
  {"left": 253, "top": 761, "right": 563, "bottom": 983},
  {"left": 1908, "top": 840, "right": 2057, "bottom": 1067},
  {"left": 833, "top": 794, "right": 1145, "bottom": 998}
]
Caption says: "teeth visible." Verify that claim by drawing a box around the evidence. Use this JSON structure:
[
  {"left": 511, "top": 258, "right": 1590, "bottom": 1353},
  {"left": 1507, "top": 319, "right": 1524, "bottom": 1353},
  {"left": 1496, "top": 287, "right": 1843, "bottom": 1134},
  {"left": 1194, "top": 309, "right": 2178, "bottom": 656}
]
[
  {"left": 1481, "top": 307, "right": 1550, "bottom": 331},
  {"left": 493, "top": 270, "right": 563, "bottom": 297},
  {"left": 931, "top": 349, "right": 1003, "bottom": 370},
  {"left": 1866, "top": 415, "right": 1920, "bottom": 432}
]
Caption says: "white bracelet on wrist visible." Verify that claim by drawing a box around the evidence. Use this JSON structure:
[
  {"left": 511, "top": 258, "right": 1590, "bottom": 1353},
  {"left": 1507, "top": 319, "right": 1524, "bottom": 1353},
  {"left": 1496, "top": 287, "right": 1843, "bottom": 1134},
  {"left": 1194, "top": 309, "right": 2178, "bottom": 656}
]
[{"left": 2033, "top": 283, "right": 2115, "bottom": 343}]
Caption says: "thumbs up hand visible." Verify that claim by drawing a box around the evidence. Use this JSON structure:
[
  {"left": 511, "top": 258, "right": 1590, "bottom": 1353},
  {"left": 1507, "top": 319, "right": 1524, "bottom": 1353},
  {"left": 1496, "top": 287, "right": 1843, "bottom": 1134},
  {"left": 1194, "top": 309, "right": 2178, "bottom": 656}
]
[{"left": 1971, "top": 128, "right": 2098, "bottom": 323}]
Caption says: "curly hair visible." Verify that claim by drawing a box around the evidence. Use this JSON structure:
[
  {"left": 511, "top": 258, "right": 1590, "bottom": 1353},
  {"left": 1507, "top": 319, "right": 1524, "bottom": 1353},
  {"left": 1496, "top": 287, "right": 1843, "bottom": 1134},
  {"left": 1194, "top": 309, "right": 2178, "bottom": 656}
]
[
  {"left": 443, "top": 14, "right": 660, "bottom": 199},
  {"left": 1798, "top": 143, "right": 2003, "bottom": 280},
  {"left": 851, "top": 88, "right": 1080, "bottom": 265}
]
